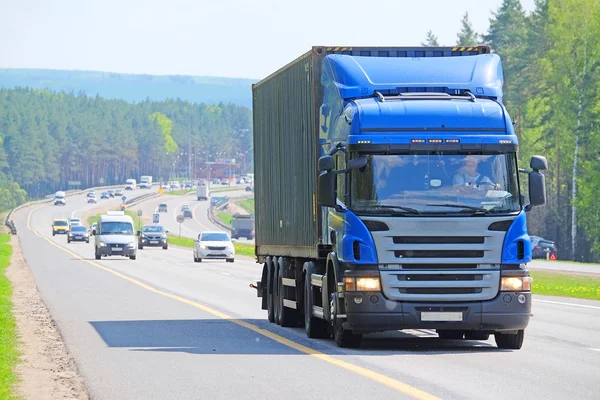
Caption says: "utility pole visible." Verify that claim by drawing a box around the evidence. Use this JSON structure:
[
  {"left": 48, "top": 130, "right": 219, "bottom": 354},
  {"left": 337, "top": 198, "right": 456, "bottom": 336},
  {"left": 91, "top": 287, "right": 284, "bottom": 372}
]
[{"left": 188, "top": 130, "right": 192, "bottom": 181}]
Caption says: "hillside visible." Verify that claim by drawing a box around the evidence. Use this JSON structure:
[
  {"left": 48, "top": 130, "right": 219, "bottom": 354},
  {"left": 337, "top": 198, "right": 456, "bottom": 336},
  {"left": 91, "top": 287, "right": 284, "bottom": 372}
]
[{"left": 0, "top": 68, "right": 256, "bottom": 108}]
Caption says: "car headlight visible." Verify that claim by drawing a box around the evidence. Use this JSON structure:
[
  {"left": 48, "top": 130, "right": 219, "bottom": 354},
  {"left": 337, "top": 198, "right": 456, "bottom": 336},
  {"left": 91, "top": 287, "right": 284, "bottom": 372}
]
[
  {"left": 199, "top": 244, "right": 208, "bottom": 249},
  {"left": 162, "top": 234, "right": 167, "bottom": 239},
  {"left": 68, "top": 233, "right": 73, "bottom": 237},
  {"left": 99, "top": 242, "right": 107, "bottom": 247},
  {"left": 127, "top": 243, "right": 135, "bottom": 248},
  {"left": 344, "top": 277, "right": 381, "bottom": 292},
  {"left": 500, "top": 276, "right": 532, "bottom": 291}
]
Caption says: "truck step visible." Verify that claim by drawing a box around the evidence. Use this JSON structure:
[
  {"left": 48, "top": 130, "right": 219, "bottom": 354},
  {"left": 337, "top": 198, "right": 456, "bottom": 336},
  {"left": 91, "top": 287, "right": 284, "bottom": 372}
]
[
  {"left": 312, "top": 305, "right": 324, "bottom": 319},
  {"left": 282, "top": 278, "right": 296, "bottom": 287},
  {"left": 283, "top": 299, "right": 297, "bottom": 309}
]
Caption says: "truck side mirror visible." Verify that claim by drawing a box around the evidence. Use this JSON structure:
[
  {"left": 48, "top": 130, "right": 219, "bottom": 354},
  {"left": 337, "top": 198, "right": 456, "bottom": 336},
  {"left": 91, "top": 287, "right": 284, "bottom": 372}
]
[
  {"left": 528, "top": 171, "right": 546, "bottom": 208},
  {"left": 318, "top": 170, "right": 336, "bottom": 208},
  {"left": 91, "top": 229, "right": 96, "bottom": 236},
  {"left": 318, "top": 155, "right": 334, "bottom": 171},
  {"left": 136, "top": 230, "right": 141, "bottom": 237},
  {"left": 530, "top": 155, "right": 548, "bottom": 171}
]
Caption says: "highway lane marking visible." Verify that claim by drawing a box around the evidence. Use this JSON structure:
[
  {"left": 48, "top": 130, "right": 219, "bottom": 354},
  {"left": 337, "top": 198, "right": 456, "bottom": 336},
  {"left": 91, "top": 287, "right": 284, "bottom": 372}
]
[
  {"left": 25, "top": 207, "right": 439, "bottom": 400},
  {"left": 534, "top": 299, "right": 600, "bottom": 310},
  {"left": 192, "top": 202, "right": 210, "bottom": 230},
  {"left": 71, "top": 209, "right": 79, "bottom": 218}
]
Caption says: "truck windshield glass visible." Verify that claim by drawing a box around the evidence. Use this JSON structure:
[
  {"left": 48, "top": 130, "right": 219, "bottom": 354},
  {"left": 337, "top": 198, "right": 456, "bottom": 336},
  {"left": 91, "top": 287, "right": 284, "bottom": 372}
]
[
  {"left": 101, "top": 222, "right": 134, "bottom": 235},
  {"left": 350, "top": 153, "right": 520, "bottom": 214}
]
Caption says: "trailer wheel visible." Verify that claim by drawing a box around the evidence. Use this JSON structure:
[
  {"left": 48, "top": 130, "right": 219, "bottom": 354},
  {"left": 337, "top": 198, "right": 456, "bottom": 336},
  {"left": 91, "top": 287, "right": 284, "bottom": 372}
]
[
  {"left": 273, "top": 259, "right": 281, "bottom": 325},
  {"left": 278, "top": 265, "right": 298, "bottom": 327},
  {"left": 495, "top": 330, "right": 524, "bottom": 350},
  {"left": 266, "top": 262, "right": 275, "bottom": 323},
  {"left": 330, "top": 293, "right": 362, "bottom": 348},
  {"left": 304, "top": 271, "right": 329, "bottom": 338}
]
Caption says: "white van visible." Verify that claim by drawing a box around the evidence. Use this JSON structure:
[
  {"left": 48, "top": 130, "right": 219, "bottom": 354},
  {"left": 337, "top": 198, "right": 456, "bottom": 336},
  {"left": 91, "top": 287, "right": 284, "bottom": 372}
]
[
  {"left": 54, "top": 191, "right": 66, "bottom": 206},
  {"left": 93, "top": 211, "right": 137, "bottom": 260}
]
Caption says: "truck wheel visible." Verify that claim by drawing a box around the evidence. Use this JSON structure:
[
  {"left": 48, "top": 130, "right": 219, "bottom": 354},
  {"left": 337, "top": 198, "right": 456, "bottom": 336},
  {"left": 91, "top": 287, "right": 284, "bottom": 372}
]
[
  {"left": 278, "top": 269, "right": 298, "bottom": 327},
  {"left": 130, "top": 255, "right": 136, "bottom": 260},
  {"left": 138, "top": 244, "right": 143, "bottom": 250},
  {"left": 304, "top": 271, "right": 329, "bottom": 338},
  {"left": 465, "top": 331, "right": 490, "bottom": 341},
  {"left": 330, "top": 293, "right": 361, "bottom": 348},
  {"left": 495, "top": 330, "right": 524, "bottom": 350},
  {"left": 437, "top": 330, "right": 464, "bottom": 340},
  {"left": 274, "top": 262, "right": 281, "bottom": 325},
  {"left": 266, "top": 262, "right": 275, "bottom": 323}
]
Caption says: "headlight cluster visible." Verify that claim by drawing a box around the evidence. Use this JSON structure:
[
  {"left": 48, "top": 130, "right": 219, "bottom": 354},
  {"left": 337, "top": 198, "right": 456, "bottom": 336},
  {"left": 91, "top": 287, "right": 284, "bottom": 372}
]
[
  {"left": 127, "top": 243, "right": 135, "bottom": 248},
  {"left": 500, "top": 276, "right": 532, "bottom": 291},
  {"left": 99, "top": 242, "right": 107, "bottom": 247},
  {"left": 344, "top": 277, "right": 381, "bottom": 292}
]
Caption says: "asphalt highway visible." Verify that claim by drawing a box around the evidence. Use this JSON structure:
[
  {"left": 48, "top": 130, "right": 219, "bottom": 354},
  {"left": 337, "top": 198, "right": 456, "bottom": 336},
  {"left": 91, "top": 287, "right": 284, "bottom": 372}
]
[{"left": 12, "top": 191, "right": 600, "bottom": 400}]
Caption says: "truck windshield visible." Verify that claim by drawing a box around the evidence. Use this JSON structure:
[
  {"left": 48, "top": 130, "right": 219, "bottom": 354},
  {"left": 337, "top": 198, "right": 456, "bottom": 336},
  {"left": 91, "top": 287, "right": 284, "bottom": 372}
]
[
  {"left": 350, "top": 153, "right": 521, "bottom": 215},
  {"left": 101, "top": 222, "right": 134, "bottom": 235}
]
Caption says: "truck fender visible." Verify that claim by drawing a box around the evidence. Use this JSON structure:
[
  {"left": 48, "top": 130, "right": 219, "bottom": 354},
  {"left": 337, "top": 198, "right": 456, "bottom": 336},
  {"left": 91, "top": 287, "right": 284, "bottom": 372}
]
[
  {"left": 322, "top": 252, "right": 341, "bottom": 323},
  {"left": 264, "top": 256, "right": 274, "bottom": 297}
]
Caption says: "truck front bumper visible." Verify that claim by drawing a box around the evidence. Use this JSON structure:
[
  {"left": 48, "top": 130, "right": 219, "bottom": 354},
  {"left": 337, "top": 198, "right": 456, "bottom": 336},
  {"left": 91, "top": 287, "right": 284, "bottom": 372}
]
[
  {"left": 97, "top": 245, "right": 136, "bottom": 257},
  {"left": 344, "top": 291, "right": 531, "bottom": 334}
]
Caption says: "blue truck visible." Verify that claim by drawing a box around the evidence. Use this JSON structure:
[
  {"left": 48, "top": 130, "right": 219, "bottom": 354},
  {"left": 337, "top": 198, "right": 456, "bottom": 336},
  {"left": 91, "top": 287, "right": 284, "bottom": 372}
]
[{"left": 252, "top": 46, "right": 547, "bottom": 349}]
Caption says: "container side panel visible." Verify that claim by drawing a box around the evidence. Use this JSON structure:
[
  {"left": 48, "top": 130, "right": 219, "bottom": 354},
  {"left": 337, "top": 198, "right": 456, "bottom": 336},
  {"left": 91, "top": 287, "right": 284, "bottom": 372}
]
[{"left": 253, "top": 53, "right": 317, "bottom": 253}]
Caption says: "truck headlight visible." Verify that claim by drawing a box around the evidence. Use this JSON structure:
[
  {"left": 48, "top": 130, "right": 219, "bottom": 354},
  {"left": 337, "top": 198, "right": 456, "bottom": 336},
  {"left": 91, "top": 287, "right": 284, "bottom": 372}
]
[
  {"left": 501, "top": 276, "right": 532, "bottom": 291},
  {"left": 127, "top": 243, "right": 135, "bottom": 248},
  {"left": 99, "top": 242, "right": 107, "bottom": 247},
  {"left": 344, "top": 277, "right": 381, "bottom": 292}
]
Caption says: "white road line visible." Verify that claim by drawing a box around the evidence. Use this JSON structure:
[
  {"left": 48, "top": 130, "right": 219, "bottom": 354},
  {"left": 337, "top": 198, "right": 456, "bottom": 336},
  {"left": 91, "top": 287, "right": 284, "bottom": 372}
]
[
  {"left": 534, "top": 299, "right": 600, "bottom": 310},
  {"left": 221, "top": 272, "right": 231, "bottom": 276},
  {"left": 71, "top": 209, "right": 79, "bottom": 218},
  {"left": 591, "top": 349, "right": 600, "bottom": 352}
]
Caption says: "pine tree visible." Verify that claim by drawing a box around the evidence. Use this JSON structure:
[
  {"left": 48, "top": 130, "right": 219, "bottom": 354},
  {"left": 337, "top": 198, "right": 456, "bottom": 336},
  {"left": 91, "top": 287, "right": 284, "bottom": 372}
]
[
  {"left": 457, "top": 12, "right": 479, "bottom": 46},
  {"left": 421, "top": 30, "right": 440, "bottom": 46}
]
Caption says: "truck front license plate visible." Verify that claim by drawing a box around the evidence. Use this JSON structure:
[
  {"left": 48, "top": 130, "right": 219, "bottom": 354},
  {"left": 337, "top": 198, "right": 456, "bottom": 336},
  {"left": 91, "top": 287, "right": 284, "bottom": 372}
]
[{"left": 421, "top": 312, "right": 463, "bottom": 322}]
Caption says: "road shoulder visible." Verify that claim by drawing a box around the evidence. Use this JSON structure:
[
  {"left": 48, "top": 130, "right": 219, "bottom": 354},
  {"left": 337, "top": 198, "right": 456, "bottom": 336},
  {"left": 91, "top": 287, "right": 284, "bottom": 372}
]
[{"left": 6, "top": 235, "right": 88, "bottom": 400}]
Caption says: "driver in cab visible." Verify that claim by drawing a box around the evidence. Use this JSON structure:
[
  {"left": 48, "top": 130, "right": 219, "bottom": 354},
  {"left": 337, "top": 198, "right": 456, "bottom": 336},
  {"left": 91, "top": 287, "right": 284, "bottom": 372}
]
[{"left": 453, "top": 156, "right": 499, "bottom": 191}]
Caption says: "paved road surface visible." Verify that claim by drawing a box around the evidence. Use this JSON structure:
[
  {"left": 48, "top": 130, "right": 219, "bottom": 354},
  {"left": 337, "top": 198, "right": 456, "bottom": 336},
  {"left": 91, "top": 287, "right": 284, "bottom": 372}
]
[
  {"left": 138, "top": 189, "right": 253, "bottom": 244},
  {"left": 528, "top": 259, "right": 600, "bottom": 275},
  {"left": 12, "top": 192, "right": 600, "bottom": 399}
]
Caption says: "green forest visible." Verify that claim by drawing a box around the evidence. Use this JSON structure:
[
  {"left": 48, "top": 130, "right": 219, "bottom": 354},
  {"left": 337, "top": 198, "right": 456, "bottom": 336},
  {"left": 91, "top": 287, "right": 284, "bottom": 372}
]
[
  {"left": 423, "top": 0, "right": 600, "bottom": 262},
  {"left": 2, "top": 0, "right": 600, "bottom": 262},
  {"left": 0, "top": 89, "right": 251, "bottom": 208}
]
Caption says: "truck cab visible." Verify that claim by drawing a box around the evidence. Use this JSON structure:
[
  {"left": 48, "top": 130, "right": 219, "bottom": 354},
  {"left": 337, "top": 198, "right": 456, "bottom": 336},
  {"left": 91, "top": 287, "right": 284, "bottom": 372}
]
[
  {"left": 54, "top": 191, "right": 66, "bottom": 206},
  {"left": 125, "top": 179, "right": 136, "bottom": 190},
  {"left": 231, "top": 214, "right": 254, "bottom": 240}
]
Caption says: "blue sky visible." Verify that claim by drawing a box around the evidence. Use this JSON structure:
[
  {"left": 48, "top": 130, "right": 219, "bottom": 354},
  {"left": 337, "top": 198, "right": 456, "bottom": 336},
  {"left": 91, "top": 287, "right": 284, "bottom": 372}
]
[{"left": 0, "top": 0, "right": 536, "bottom": 79}]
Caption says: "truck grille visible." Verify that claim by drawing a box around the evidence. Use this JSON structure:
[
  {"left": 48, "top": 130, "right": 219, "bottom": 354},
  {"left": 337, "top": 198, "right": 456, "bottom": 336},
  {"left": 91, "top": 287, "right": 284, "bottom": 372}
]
[
  {"left": 395, "top": 250, "right": 484, "bottom": 258},
  {"left": 393, "top": 236, "right": 484, "bottom": 244}
]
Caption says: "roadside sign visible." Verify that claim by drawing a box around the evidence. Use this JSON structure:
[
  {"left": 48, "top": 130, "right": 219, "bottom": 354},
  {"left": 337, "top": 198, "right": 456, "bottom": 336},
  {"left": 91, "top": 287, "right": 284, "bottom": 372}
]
[
  {"left": 152, "top": 213, "right": 159, "bottom": 224},
  {"left": 137, "top": 210, "right": 143, "bottom": 217},
  {"left": 176, "top": 214, "right": 185, "bottom": 223},
  {"left": 120, "top": 205, "right": 126, "bottom": 211},
  {"left": 122, "top": 196, "right": 127, "bottom": 201}
]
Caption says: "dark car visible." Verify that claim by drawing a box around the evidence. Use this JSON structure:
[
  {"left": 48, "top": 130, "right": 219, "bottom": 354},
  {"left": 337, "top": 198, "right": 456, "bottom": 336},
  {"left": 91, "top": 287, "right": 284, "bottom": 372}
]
[
  {"left": 101, "top": 192, "right": 110, "bottom": 199},
  {"left": 158, "top": 203, "right": 168, "bottom": 212},
  {"left": 245, "top": 186, "right": 253, "bottom": 192},
  {"left": 115, "top": 189, "right": 124, "bottom": 196},
  {"left": 68, "top": 225, "right": 90, "bottom": 244},
  {"left": 531, "top": 236, "right": 557, "bottom": 259},
  {"left": 183, "top": 209, "right": 193, "bottom": 219},
  {"left": 137, "top": 225, "right": 168, "bottom": 250},
  {"left": 108, "top": 190, "right": 115, "bottom": 198}
]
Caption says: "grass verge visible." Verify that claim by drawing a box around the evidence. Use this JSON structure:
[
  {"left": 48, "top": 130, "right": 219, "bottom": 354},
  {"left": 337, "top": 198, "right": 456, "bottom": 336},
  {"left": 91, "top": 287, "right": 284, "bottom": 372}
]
[
  {"left": 217, "top": 212, "right": 232, "bottom": 226},
  {"left": 0, "top": 234, "right": 18, "bottom": 400},
  {"left": 167, "top": 233, "right": 255, "bottom": 257},
  {"left": 164, "top": 189, "right": 194, "bottom": 196},
  {"left": 236, "top": 198, "right": 255, "bottom": 214},
  {"left": 531, "top": 271, "right": 600, "bottom": 300}
]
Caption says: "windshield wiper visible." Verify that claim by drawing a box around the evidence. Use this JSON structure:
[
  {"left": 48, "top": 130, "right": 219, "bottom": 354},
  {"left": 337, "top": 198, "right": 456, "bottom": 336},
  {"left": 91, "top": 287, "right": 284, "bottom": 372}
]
[
  {"left": 425, "top": 203, "right": 489, "bottom": 214},
  {"left": 376, "top": 204, "right": 421, "bottom": 214}
]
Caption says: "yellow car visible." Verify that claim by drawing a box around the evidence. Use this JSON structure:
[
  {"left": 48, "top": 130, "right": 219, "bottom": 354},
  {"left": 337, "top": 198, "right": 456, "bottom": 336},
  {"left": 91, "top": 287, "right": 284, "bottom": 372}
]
[{"left": 52, "top": 219, "right": 69, "bottom": 236}]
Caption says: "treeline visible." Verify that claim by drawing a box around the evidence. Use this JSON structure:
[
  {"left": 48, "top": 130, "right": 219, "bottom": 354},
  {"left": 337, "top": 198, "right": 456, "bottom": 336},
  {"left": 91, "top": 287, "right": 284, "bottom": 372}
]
[
  {"left": 425, "top": 0, "right": 600, "bottom": 261},
  {"left": 0, "top": 88, "right": 251, "bottom": 209}
]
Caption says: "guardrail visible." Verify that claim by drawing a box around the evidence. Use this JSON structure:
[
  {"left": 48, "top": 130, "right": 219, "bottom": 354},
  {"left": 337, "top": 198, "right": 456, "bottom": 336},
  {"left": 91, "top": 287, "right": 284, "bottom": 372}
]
[{"left": 3, "top": 184, "right": 152, "bottom": 235}]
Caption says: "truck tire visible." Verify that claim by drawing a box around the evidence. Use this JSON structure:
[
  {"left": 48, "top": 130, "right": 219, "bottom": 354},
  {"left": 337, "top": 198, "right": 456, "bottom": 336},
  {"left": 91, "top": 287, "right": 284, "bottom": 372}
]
[
  {"left": 465, "top": 331, "right": 490, "bottom": 341},
  {"left": 274, "top": 261, "right": 281, "bottom": 325},
  {"left": 495, "top": 330, "right": 524, "bottom": 349},
  {"left": 266, "top": 262, "right": 275, "bottom": 323},
  {"left": 330, "top": 293, "right": 361, "bottom": 348},
  {"left": 278, "top": 262, "right": 299, "bottom": 327},
  {"left": 130, "top": 255, "right": 136, "bottom": 260},
  {"left": 304, "top": 270, "right": 329, "bottom": 338},
  {"left": 139, "top": 244, "right": 143, "bottom": 250},
  {"left": 437, "top": 330, "right": 464, "bottom": 340}
]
